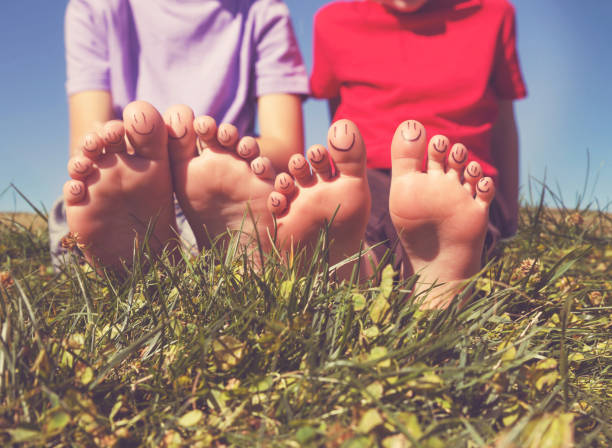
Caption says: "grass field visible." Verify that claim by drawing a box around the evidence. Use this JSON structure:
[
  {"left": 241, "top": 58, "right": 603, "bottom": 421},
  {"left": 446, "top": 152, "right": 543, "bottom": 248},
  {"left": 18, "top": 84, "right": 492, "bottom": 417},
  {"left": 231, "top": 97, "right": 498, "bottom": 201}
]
[{"left": 0, "top": 190, "right": 610, "bottom": 447}]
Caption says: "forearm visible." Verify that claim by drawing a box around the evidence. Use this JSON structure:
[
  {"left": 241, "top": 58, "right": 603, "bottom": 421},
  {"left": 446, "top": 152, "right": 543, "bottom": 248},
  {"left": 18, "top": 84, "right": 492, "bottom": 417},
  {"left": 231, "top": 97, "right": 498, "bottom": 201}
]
[
  {"left": 255, "top": 135, "right": 301, "bottom": 171},
  {"left": 68, "top": 90, "right": 114, "bottom": 158}
]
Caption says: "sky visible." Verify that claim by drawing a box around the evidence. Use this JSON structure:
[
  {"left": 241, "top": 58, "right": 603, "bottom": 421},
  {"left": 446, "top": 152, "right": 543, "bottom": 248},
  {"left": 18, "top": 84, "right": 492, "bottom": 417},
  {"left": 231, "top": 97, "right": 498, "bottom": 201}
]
[{"left": 0, "top": 0, "right": 611, "bottom": 213}]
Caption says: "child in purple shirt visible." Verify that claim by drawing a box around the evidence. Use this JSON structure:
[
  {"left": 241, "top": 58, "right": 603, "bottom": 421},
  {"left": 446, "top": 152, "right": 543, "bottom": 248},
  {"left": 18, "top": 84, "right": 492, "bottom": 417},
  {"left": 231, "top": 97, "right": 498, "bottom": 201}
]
[{"left": 52, "top": 0, "right": 309, "bottom": 268}]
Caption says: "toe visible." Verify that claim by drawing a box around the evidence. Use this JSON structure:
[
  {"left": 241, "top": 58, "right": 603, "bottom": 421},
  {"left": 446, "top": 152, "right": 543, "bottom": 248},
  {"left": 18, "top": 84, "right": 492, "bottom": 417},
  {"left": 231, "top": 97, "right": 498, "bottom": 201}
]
[
  {"left": 251, "top": 156, "right": 276, "bottom": 180},
  {"left": 475, "top": 177, "right": 495, "bottom": 206},
  {"left": 391, "top": 120, "right": 427, "bottom": 176},
  {"left": 81, "top": 132, "right": 104, "bottom": 160},
  {"left": 68, "top": 157, "right": 95, "bottom": 180},
  {"left": 274, "top": 172, "right": 296, "bottom": 196},
  {"left": 123, "top": 100, "right": 167, "bottom": 160},
  {"left": 327, "top": 119, "right": 367, "bottom": 177},
  {"left": 307, "top": 144, "right": 331, "bottom": 179},
  {"left": 268, "top": 191, "right": 288, "bottom": 215},
  {"left": 427, "top": 135, "right": 449, "bottom": 172},
  {"left": 237, "top": 136, "right": 260, "bottom": 160},
  {"left": 63, "top": 180, "right": 87, "bottom": 205},
  {"left": 194, "top": 116, "right": 218, "bottom": 151},
  {"left": 217, "top": 123, "right": 239, "bottom": 149},
  {"left": 103, "top": 120, "right": 127, "bottom": 154},
  {"left": 288, "top": 153, "right": 313, "bottom": 185},
  {"left": 464, "top": 161, "right": 483, "bottom": 195},
  {"left": 447, "top": 143, "right": 469, "bottom": 181},
  {"left": 164, "top": 104, "right": 196, "bottom": 162}
]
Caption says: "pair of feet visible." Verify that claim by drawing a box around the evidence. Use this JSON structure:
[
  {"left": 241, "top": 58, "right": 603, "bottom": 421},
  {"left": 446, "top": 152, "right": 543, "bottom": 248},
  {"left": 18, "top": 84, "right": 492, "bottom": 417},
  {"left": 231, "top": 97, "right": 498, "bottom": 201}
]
[{"left": 64, "top": 101, "right": 494, "bottom": 307}]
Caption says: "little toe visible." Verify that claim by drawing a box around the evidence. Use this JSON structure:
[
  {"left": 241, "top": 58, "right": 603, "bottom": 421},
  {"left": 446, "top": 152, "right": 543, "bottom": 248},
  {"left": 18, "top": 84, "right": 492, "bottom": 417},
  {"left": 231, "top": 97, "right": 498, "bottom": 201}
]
[
  {"left": 427, "top": 135, "right": 450, "bottom": 172},
  {"left": 288, "top": 153, "right": 313, "bottom": 186},
  {"left": 164, "top": 104, "right": 196, "bottom": 162},
  {"left": 251, "top": 156, "right": 276, "bottom": 180},
  {"left": 63, "top": 180, "right": 87, "bottom": 205},
  {"left": 327, "top": 119, "right": 367, "bottom": 177},
  {"left": 123, "top": 100, "right": 167, "bottom": 160},
  {"left": 464, "top": 161, "right": 483, "bottom": 195},
  {"left": 103, "top": 120, "right": 127, "bottom": 154},
  {"left": 274, "top": 172, "right": 296, "bottom": 196},
  {"left": 475, "top": 177, "right": 495, "bottom": 206},
  {"left": 81, "top": 132, "right": 105, "bottom": 160},
  {"left": 237, "top": 136, "right": 260, "bottom": 160},
  {"left": 68, "top": 157, "right": 95, "bottom": 180},
  {"left": 391, "top": 120, "right": 427, "bottom": 176},
  {"left": 307, "top": 144, "right": 331, "bottom": 179},
  {"left": 447, "top": 143, "right": 469, "bottom": 181},
  {"left": 268, "top": 191, "right": 288, "bottom": 215}
]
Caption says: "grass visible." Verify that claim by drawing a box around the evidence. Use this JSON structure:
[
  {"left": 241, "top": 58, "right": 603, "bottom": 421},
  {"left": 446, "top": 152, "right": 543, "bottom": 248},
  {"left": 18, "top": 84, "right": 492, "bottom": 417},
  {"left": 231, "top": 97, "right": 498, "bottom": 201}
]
[{"left": 0, "top": 187, "right": 610, "bottom": 447}]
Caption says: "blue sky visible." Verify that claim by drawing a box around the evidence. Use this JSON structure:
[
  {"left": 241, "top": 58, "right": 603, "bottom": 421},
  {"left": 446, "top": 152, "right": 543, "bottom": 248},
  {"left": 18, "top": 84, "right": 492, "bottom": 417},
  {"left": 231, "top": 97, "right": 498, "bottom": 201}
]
[{"left": 0, "top": 0, "right": 610, "bottom": 212}]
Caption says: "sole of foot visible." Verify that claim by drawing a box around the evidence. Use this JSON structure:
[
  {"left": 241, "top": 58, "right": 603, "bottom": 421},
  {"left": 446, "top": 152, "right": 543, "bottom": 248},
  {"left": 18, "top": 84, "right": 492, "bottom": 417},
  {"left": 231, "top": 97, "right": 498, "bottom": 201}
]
[
  {"left": 389, "top": 120, "right": 495, "bottom": 308},
  {"left": 64, "top": 100, "right": 177, "bottom": 272},
  {"left": 267, "top": 119, "right": 372, "bottom": 279},
  {"left": 164, "top": 105, "right": 276, "bottom": 256}
]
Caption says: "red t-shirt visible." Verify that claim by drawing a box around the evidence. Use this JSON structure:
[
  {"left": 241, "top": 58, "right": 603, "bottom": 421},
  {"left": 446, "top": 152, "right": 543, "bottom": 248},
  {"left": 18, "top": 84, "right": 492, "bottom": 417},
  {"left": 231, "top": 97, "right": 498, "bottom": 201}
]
[{"left": 310, "top": 0, "right": 527, "bottom": 179}]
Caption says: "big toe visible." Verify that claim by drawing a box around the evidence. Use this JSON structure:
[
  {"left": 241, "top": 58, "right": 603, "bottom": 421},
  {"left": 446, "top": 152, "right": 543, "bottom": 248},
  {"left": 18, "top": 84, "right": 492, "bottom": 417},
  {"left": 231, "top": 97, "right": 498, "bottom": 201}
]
[
  {"left": 391, "top": 120, "right": 427, "bottom": 176},
  {"left": 327, "top": 119, "right": 366, "bottom": 177},
  {"left": 123, "top": 100, "right": 167, "bottom": 160}
]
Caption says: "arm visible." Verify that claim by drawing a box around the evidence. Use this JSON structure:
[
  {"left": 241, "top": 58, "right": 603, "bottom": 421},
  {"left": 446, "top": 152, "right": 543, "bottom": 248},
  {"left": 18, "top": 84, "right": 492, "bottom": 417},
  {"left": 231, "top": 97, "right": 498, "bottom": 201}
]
[
  {"left": 256, "top": 93, "right": 304, "bottom": 170},
  {"left": 67, "top": 90, "right": 114, "bottom": 158},
  {"left": 490, "top": 100, "right": 519, "bottom": 235}
]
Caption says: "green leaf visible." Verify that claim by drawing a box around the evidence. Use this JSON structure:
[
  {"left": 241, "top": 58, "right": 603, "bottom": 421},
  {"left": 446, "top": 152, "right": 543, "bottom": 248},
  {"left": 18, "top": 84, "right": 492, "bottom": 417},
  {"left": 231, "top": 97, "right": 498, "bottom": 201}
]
[
  {"left": 7, "top": 428, "right": 41, "bottom": 443},
  {"left": 353, "top": 293, "right": 367, "bottom": 311},
  {"left": 178, "top": 409, "right": 204, "bottom": 428},
  {"left": 358, "top": 409, "right": 384, "bottom": 433},
  {"left": 45, "top": 410, "right": 71, "bottom": 432},
  {"left": 296, "top": 426, "right": 317, "bottom": 444},
  {"left": 369, "top": 295, "right": 390, "bottom": 324}
]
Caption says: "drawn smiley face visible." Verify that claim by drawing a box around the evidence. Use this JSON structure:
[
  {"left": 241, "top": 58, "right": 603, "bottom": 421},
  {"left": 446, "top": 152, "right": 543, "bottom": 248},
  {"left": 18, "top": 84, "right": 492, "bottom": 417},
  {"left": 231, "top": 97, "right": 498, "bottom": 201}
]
[
  {"left": 308, "top": 146, "right": 326, "bottom": 164},
  {"left": 105, "top": 129, "right": 123, "bottom": 145},
  {"left": 72, "top": 160, "right": 89, "bottom": 175},
  {"left": 477, "top": 178, "right": 492, "bottom": 194},
  {"left": 238, "top": 140, "right": 255, "bottom": 158},
  {"left": 69, "top": 183, "right": 83, "bottom": 196},
  {"left": 168, "top": 112, "right": 188, "bottom": 140},
  {"left": 400, "top": 120, "right": 423, "bottom": 142},
  {"left": 194, "top": 117, "right": 211, "bottom": 136},
  {"left": 251, "top": 159, "right": 266, "bottom": 176},
  {"left": 466, "top": 162, "right": 482, "bottom": 179},
  {"left": 450, "top": 144, "right": 468, "bottom": 165},
  {"left": 83, "top": 135, "right": 99, "bottom": 153},
  {"left": 270, "top": 196, "right": 281, "bottom": 208},
  {"left": 276, "top": 173, "right": 293, "bottom": 191},
  {"left": 432, "top": 137, "right": 448, "bottom": 154},
  {"left": 329, "top": 122, "right": 356, "bottom": 152},
  {"left": 131, "top": 112, "right": 155, "bottom": 136}
]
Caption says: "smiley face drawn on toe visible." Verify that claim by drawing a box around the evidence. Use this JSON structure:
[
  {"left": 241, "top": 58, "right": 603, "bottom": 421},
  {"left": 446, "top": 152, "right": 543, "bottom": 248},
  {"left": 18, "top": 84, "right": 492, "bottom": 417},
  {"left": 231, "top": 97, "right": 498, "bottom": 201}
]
[
  {"left": 105, "top": 130, "right": 123, "bottom": 145},
  {"left": 72, "top": 160, "right": 89, "bottom": 175},
  {"left": 238, "top": 142, "right": 254, "bottom": 158},
  {"left": 308, "top": 147, "right": 326, "bottom": 164},
  {"left": 329, "top": 123, "right": 356, "bottom": 152},
  {"left": 218, "top": 128, "right": 233, "bottom": 145},
  {"left": 432, "top": 137, "right": 448, "bottom": 154},
  {"left": 400, "top": 120, "right": 422, "bottom": 142},
  {"left": 69, "top": 183, "right": 83, "bottom": 197},
  {"left": 131, "top": 112, "right": 155, "bottom": 136},
  {"left": 466, "top": 162, "right": 482, "bottom": 179},
  {"left": 83, "top": 135, "right": 99, "bottom": 153},
  {"left": 291, "top": 157, "right": 308, "bottom": 172},
  {"left": 252, "top": 159, "right": 266, "bottom": 176},
  {"left": 168, "top": 113, "right": 188, "bottom": 140},
  {"left": 477, "top": 178, "right": 491, "bottom": 194},
  {"left": 270, "top": 196, "right": 281, "bottom": 208},
  {"left": 450, "top": 145, "right": 468, "bottom": 165}
]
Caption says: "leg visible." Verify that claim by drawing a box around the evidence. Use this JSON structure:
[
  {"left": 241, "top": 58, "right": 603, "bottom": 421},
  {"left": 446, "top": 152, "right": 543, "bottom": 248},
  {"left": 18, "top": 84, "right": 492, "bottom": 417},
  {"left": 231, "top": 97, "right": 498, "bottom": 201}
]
[
  {"left": 389, "top": 120, "right": 495, "bottom": 308},
  {"left": 63, "top": 101, "right": 178, "bottom": 272},
  {"left": 267, "top": 119, "right": 372, "bottom": 279}
]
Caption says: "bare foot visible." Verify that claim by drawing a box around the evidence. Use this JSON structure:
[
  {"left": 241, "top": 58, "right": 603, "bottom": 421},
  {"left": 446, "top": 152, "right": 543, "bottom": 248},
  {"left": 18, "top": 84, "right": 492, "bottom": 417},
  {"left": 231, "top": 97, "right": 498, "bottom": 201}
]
[
  {"left": 389, "top": 120, "right": 495, "bottom": 308},
  {"left": 268, "top": 119, "right": 371, "bottom": 278},
  {"left": 64, "top": 101, "right": 177, "bottom": 271},
  {"left": 165, "top": 105, "right": 275, "bottom": 253}
]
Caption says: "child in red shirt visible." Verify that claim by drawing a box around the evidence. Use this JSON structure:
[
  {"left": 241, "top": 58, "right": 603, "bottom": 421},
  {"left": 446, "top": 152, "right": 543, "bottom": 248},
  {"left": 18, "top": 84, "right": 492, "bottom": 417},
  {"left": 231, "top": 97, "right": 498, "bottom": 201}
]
[{"left": 310, "top": 0, "right": 526, "bottom": 272}]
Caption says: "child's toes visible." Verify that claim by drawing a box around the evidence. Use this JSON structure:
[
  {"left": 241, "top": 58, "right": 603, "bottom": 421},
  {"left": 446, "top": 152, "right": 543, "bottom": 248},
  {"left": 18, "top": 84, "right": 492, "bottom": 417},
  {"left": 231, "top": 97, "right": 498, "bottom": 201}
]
[
  {"left": 164, "top": 104, "right": 196, "bottom": 161},
  {"left": 427, "top": 135, "right": 449, "bottom": 172},
  {"left": 327, "top": 119, "right": 367, "bottom": 177},
  {"left": 237, "top": 136, "right": 260, "bottom": 160},
  {"left": 63, "top": 180, "right": 87, "bottom": 205},
  {"left": 391, "top": 120, "right": 427, "bottom": 176},
  {"left": 268, "top": 191, "right": 288, "bottom": 215},
  {"left": 463, "top": 161, "right": 483, "bottom": 195},
  {"left": 81, "top": 132, "right": 105, "bottom": 160},
  {"left": 123, "top": 100, "right": 167, "bottom": 160},
  {"left": 307, "top": 144, "right": 331, "bottom": 179},
  {"left": 275, "top": 172, "right": 296, "bottom": 196},
  {"left": 68, "top": 157, "right": 95, "bottom": 180},
  {"left": 251, "top": 156, "right": 276, "bottom": 180},
  {"left": 103, "top": 120, "right": 127, "bottom": 154},
  {"left": 476, "top": 177, "right": 495, "bottom": 206},
  {"left": 289, "top": 153, "right": 313, "bottom": 186},
  {"left": 447, "top": 143, "right": 468, "bottom": 181},
  {"left": 217, "top": 123, "right": 239, "bottom": 149}
]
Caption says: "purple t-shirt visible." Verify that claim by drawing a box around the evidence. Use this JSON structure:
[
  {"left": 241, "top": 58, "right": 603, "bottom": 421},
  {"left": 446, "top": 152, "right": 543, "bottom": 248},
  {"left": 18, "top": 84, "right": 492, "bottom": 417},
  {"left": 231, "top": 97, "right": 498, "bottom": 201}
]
[{"left": 65, "top": 0, "right": 309, "bottom": 135}]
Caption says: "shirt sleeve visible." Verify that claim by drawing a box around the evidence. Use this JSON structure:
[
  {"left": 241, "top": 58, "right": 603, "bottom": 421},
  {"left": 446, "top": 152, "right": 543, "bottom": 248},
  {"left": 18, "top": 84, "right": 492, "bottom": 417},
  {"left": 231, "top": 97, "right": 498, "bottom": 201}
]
[
  {"left": 491, "top": 3, "right": 527, "bottom": 100},
  {"left": 309, "top": 7, "right": 341, "bottom": 99},
  {"left": 64, "top": 0, "right": 110, "bottom": 96},
  {"left": 252, "top": 0, "right": 309, "bottom": 98}
]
